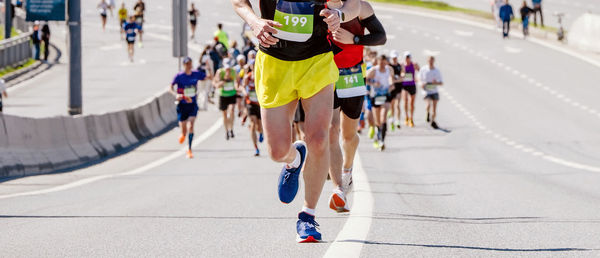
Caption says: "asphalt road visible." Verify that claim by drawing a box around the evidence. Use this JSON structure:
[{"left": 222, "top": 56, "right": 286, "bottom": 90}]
[
  {"left": 1, "top": 0, "right": 600, "bottom": 257},
  {"left": 448, "top": 0, "right": 597, "bottom": 28}
]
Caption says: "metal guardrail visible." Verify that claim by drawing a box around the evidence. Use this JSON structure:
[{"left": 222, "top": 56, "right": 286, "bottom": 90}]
[
  {"left": 0, "top": 33, "right": 32, "bottom": 70},
  {"left": 1, "top": 3, "right": 32, "bottom": 71}
]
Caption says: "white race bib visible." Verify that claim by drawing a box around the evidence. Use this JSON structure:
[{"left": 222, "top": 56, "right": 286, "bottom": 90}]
[{"left": 374, "top": 96, "right": 387, "bottom": 105}]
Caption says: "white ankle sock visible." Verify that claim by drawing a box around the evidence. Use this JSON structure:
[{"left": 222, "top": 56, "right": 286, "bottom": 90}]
[
  {"left": 286, "top": 149, "right": 301, "bottom": 168},
  {"left": 302, "top": 206, "right": 315, "bottom": 216}
]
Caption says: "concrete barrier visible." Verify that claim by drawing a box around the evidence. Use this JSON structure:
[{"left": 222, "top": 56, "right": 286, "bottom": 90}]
[
  {"left": 0, "top": 91, "right": 178, "bottom": 179},
  {"left": 568, "top": 13, "right": 600, "bottom": 53},
  {"left": 62, "top": 116, "right": 99, "bottom": 163},
  {"left": 0, "top": 114, "right": 22, "bottom": 177},
  {"left": 34, "top": 117, "right": 80, "bottom": 171},
  {"left": 2, "top": 115, "right": 51, "bottom": 176}
]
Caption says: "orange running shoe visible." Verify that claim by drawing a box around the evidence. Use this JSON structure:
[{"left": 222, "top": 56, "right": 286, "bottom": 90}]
[
  {"left": 178, "top": 134, "right": 185, "bottom": 144},
  {"left": 186, "top": 149, "right": 193, "bottom": 159},
  {"left": 328, "top": 189, "right": 349, "bottom": 213}
]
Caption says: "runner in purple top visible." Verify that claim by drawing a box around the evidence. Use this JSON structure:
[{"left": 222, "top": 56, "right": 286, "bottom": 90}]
[
  {"left": 401, "top": 51, "right": 420, "bottom": 128},
  {"left": 169, "top": 57, "right": 207, "bottom": 159}
]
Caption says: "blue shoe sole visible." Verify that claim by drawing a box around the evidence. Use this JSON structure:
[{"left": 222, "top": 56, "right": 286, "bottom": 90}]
[{"left": 277, "top": 141, "right": 307, "bottom": 204}]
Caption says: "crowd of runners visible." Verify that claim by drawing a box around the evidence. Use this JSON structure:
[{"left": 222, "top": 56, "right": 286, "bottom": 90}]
[
  {"left": 96, "top": 0, "right": 146, "bottom": 62},
  {"left": 167, "top": 0, "right": 444, "bottom": 243}
]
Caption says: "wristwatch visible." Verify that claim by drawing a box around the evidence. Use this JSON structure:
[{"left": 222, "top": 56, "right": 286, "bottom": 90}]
[
  {"left": 335, "top": 8, "right": 345, "bottom": 22},
  {"left": 353, "top": 35, "right": 360, "bottom": 44}
]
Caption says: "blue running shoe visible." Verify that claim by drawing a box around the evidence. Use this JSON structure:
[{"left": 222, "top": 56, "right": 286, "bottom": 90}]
[
  {"left": 277, "top": 141, "right": 307, "bottom": 204},
  {"left": 259, "top": 133, "right": 264, "bottom": 143},
  {"left": 296, "top": 212, "right": 321, "bottom": 243}
]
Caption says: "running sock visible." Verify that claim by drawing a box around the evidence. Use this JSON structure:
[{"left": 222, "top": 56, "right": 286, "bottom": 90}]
[
  {"left": 286, "top": 149, "right": 301, "bottom": 169},
  {"left": 301, "top": 206, "right": 316, "bottom": 216},
  {"left": 188, "top": 133, "right": 194, "bottom": 150},
  {"left": 381, "top": 123, "right": 388, "bottom": 142}
]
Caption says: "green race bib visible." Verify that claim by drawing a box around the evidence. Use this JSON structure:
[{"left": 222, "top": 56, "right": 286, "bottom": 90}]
[
  {"left": 403, "top": 72, "right": 414, "bottom": 82},
  {"left": 183, "top": 87, "right": 196, "bottom": 97},
  {"left": 221, "top": 81, "right": 237, "bottom": 97},
  {"left": 425, "top": 83, "right": 437, "bottom": 92},
  {"left": 249, "top": 91, "right": 259, "bottom": 103},
  {"left": 273, "top": 0, "right": 314, "bottom": 42},
  {"left": 336, "top": 65, "right": 367, "bottom": 98}
]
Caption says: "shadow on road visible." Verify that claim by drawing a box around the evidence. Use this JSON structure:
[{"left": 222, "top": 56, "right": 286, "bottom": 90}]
[{"left": 340, "top": 239, "right": 593, "bottom": 252}]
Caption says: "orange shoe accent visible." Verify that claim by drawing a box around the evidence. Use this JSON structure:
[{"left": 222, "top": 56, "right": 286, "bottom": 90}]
[
  {"left": 329, "top": 193, "right": 349, "bottom": 213},
  {"left": 186, "top": 150, "right": 193, "bottom": 159},
  {"left": 178, "top": 134, "right": 185, "bottom": 144},
  {"left": 409, "top": 119, "right": 415, "bottom": 128}
]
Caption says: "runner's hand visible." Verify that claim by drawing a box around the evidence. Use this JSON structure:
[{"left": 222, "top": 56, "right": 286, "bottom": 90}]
[
  {"left": 176, "top": 94, "right": 184, "bottom": 101},
  {"left": 333, "top": 28, "right": 354, "bottom": 44},
  {"left": 320, "top": 9, "right": 340, "bottom": 33},
  {"left": 251, "top": 19, "right": 281, "bottom": 48}
]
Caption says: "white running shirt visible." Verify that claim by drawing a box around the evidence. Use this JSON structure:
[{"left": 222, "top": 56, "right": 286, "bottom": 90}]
[{"left": 419, "top": 65, "right": 443, "bottom": 94}]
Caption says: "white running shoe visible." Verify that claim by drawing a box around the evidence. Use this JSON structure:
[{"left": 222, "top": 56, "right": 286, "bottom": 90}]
[{"left": 342, "top": 170, "right": 353, "bottom": 195}]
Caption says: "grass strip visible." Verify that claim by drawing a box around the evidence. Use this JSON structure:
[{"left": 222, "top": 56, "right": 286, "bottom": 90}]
[{"left": 0, "top": 58, "right": 36, "bottom": 77}]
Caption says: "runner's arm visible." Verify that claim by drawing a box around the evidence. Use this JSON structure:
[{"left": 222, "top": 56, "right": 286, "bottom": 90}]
[
  {"left": 231, "top": 0, "right": 281, "bottom": 48},
  {"left": 387, "top": 66, "right": 394, "bottom": 89},
  {"left": 168, "top": 83, "right": 183, "bottom": 101},
  {"left": 337, "top": 0, "right": 360, "bottom": 22}
]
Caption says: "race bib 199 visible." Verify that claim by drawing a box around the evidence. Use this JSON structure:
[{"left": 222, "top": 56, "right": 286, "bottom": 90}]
[
  {"left": 273, "top": 0, "right": 314, "bottom": 42},
  {"left": 336, "top": 65, "right": 367, "bottom": 98}
]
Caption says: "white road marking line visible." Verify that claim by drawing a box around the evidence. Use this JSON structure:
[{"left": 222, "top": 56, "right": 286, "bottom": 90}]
[
  {"left": 325, "top": 154, "right": 373, "bottom": 258},
  {"left": 0, "top": 119, "right": 224, "bottom": 200},
  {"left": 454, "top": 30, "right": 474, "bottom": 37},
  {"left": 504, "top": 46, "right": 522, "bottom": 53},
  {"left": 387, "top": 34, "right": 397, "bottom": 39},
  {"left": 100, "top": 43, "right": 122, "bottom": 51},
  {"left": 440, "top": 88, "right": 600, "bottom": 173}
]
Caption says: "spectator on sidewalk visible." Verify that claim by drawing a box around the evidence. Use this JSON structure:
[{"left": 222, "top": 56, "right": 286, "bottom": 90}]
[
  {"left": 0, "top": 79, "right": 7, "bottom": 113},
  {"left": 214, "top": 23, "right": 229, "bottom": 49},
  {"left": 531, "top": 0, "right": 543, "bottom": 27},
  {"left": 41, "top": 22, "right": 51, "bottom": 61},
  {"left": 492, "top": 0, "right": 505, "bottom": 28},
  {"left": 520, "top": 1, "right": 533, "bottom": 37},
  {"left": 31, "top": 21, "right": 42, "bottom": 60},
  {"left": 499, "top": 0, "right": 514, "bottom": 38}
]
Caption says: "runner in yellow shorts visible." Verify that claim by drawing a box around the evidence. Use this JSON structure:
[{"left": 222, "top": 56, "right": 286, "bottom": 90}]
[
  {"left": 232, "top": 0, "right": 359, "bottom": 243},
  {"left": 255, "top": 51, "right": 338, "bottom": 108}
]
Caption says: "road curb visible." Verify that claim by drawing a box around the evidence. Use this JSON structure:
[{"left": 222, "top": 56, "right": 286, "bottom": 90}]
[{"left": 1, "top": 43, "right": 62, "bottom": 87}]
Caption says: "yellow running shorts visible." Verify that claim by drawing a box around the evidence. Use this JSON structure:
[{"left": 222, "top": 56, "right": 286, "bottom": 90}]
[{"left": 254, "top": 51, "right": 339, "bottom": 109}]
